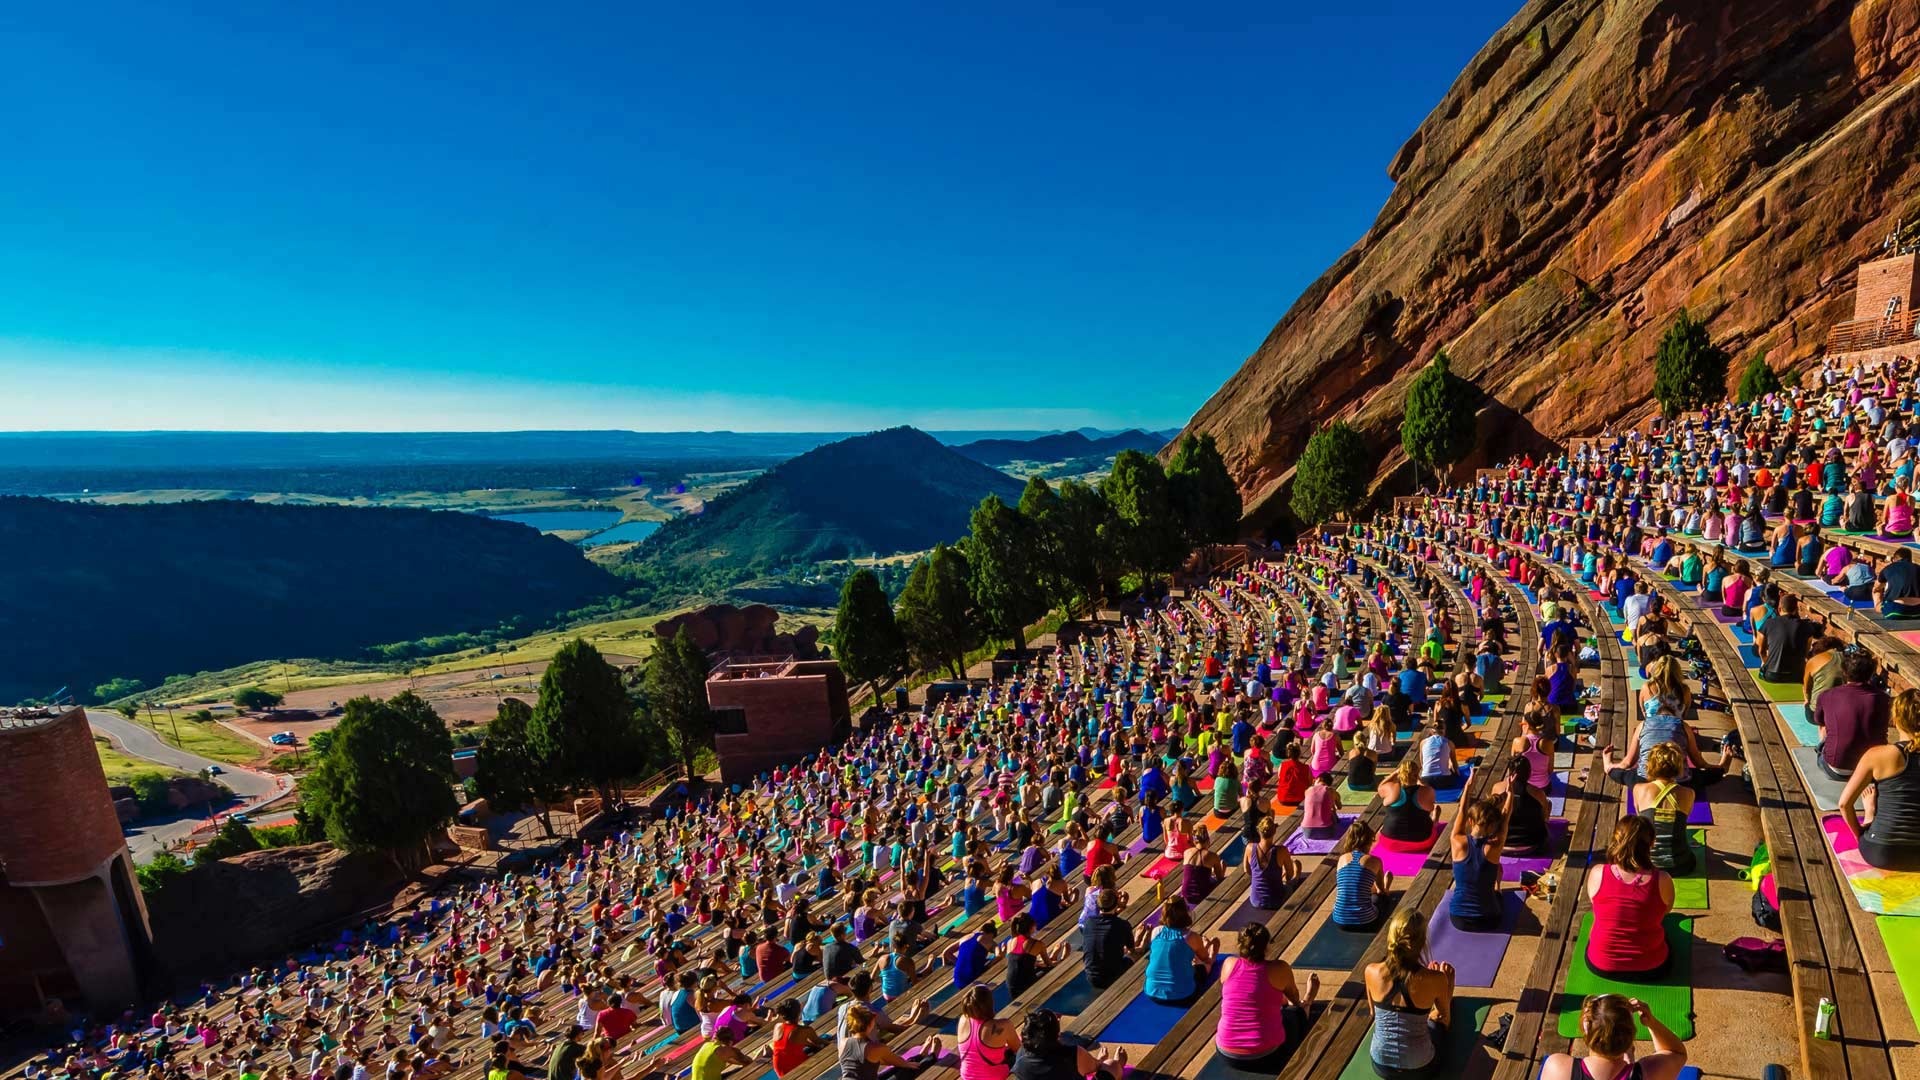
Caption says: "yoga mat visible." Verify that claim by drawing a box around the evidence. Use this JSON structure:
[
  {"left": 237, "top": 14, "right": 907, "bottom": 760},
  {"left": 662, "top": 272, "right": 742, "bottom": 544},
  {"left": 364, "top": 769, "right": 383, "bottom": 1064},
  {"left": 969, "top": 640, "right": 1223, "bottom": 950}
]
[
  {"left": 1337, "top": 784, "right": 1375, "bottom": 806},
  {"left": 1554, "top": 914, "right": 1694, "bottom": 1039},
  {"left": 1790, "top": 746, "right": 1849, "bottom": 812},
  {"left": 1433, "top": 765, "right": 1474, "bottom": 804},
  {"left": 1294, "top": 898, "right": 1399, "bottom": 969},
  {"left": 1671, "top": 830, "right": 1710, "bottom": 910},
  {"left": 1425, "top": 890, "right": 1524, "bottom": 987},
  {"left": 1283, "top": 816, "right": 1355, "bottom": 855},
  {"left": 1757, "top": 676, "right": 1807, "bottom": 703},
  {"left": 1141, "top": 856, "right": 1180, "bottom": 880},
  {"left": 1730, "top": 624, "right": 1755, "bottom": 646},
  {"left": 1095, "top": 957, "right": 1223, "bottom": 1044},
  {"left": 1371, "top": 822, "right": 1444, "bottom": 877},
  {"left": 1736, "top": 644, "right": 1763, "bottom": 668},
  {"left": 1040, "top": 971, "right": 1101, "bottom": 1016},
  {"left": 1502, "top": 819, "right": 1571, "bottom": 882},
  {"left": 1776, "top": 703, "right": 1821, "bottom": 748},
  {"left": 1822, "top": 814, "right": 1920, "bottom": 916},
  {"left": 1624, "top": 788, "right": 1714, "bottom": 826},
  {"left": 1546, "top": 771, "right": 1571, "bottom": 817},
  {"left": 1335, "top": 998, "right": 1493, "bottom": 1080},
  {"left": 1876, "top": 915, "right": 1920, "bottom": 1031},
  {"left": 1219, "top": 901, "right": 1270, "bottom": 934},
  {"left": 1896, "top": 630, "right": 1920, "bottom": 650}
]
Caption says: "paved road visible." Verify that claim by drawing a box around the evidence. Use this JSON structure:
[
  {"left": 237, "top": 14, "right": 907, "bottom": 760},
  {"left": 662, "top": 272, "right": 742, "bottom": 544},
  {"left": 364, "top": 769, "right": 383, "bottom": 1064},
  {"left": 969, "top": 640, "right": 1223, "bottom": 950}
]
[{"left": 86, "top": 709, "right": 288, "bottom": 861}]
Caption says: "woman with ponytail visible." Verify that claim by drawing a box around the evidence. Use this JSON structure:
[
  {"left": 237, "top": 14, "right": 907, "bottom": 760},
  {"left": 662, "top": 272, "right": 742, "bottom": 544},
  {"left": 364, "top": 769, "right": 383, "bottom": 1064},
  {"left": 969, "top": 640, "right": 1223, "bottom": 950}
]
[{"left": 1361, "top": 908, "right": 1455, "bottom": 1078}]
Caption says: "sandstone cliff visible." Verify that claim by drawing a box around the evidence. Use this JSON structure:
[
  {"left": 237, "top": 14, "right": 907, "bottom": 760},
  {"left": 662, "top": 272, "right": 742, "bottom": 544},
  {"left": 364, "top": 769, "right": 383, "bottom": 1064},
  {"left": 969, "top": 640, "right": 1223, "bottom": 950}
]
[{"left": 1183, "top": 0, "right": 1920, "bottom": 528}]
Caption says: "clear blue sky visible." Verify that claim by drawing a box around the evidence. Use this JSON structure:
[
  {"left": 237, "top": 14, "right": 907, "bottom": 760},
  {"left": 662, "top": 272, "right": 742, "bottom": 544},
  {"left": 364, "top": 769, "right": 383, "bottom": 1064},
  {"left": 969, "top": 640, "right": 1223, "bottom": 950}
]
[{"left": 1, "top": 3, "right": 1515, "bottom": 433}]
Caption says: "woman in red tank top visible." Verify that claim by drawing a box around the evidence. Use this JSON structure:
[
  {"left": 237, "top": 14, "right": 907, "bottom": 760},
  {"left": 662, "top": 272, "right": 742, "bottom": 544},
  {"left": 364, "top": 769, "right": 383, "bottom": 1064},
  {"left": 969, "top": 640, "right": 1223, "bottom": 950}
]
[{"left": 1584, "top": 818, "right": 1675, "bottom": 979}]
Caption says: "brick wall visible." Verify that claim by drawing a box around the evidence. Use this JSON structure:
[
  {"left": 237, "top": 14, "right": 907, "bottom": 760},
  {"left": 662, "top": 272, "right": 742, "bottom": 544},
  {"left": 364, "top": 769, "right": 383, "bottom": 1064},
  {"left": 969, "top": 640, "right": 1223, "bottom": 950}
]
[
  {"left": 1853, "top": 254, "right": 1918, "bottom": 321},
  {"left": 0, "top": 709, "right": 132, "bottom": 887},
  {"left": 708, "top": 668, "right": 849, "bottom": 784}
]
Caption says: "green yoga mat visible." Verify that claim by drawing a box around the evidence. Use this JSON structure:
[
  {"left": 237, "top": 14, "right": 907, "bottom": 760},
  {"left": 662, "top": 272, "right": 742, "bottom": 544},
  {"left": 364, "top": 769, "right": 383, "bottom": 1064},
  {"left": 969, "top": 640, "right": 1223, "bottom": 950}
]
[
  {"left": 1556, "top": 914, "right": 1694, "bottom": 1039},
  {"left": 1757, "top": 677, "right": 1806, "bottom": 703},
  {"left": 1878, "top": 915, "right": 1920, "bottom": 1031},
  {"left": 1672, "top": 831, "right": 1709, "bottom": 910},
  {"left": 1336, "top": 998, "right": 1492, "bottom": 1080}
]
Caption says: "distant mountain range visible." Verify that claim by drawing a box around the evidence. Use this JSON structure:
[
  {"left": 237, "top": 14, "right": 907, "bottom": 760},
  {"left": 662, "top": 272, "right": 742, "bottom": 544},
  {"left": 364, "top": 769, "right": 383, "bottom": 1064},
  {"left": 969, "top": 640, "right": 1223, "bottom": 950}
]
[
  {"left": 953, "top": 428, "right": 1170, "bottom": 467},
  {"left": 630, "top": 427, "right": 1023, "bottom": 572},
  {"left": 0, "top": 497, "right": 616, "bottom": 703}
]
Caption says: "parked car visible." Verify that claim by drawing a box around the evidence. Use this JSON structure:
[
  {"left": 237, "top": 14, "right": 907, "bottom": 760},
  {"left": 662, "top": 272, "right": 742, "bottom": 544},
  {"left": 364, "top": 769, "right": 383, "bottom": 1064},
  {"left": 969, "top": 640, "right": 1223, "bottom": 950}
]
[
  {"left": 269, "top": 731, "right": 296, "bottom": 746},
  {"left": 205, "top": 765, "right": 224, "bottom": 775}
]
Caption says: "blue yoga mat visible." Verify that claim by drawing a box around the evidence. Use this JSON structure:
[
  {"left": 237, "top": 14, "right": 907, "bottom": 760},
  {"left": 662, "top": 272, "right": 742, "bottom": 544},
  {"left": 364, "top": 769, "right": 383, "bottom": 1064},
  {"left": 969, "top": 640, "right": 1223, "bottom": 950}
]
[
  {"left": 1041, "top": 971, "right": 1101, "bottom": 1015},
  {"left": 1096, "top": 957, "right": 1224, "bottom": 1043}
]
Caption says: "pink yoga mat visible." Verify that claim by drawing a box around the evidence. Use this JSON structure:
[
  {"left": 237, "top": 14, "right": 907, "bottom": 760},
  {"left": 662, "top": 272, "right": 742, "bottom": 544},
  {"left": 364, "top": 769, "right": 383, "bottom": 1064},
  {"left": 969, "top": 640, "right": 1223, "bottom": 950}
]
[
  {"left": 1142, "top": 855, "right": 1179, "bottom": 880},
  {"left": 1371, "top": 823, "right": 1444, "bottom": 877},
  {"left": 1424, "top": 888, "right": 1524, "bottom": 987},
  {"left": 1283, "top": 815, "right": 1355, "bottom": 855}
]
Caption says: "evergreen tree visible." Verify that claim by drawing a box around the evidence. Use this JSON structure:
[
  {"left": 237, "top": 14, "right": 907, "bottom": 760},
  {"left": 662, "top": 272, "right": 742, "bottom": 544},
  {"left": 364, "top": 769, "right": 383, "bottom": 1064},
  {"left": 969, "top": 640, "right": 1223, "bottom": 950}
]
[
  {"left": 835, "top": 568, "right": 908, "bottom": 707},
  {"left": 1289, "top": 421, "right": 1371, "bottom": 525},
  {"left": 1400, "top": 350, "right": 1477, "bottom": 487},
  {"left": 1652, "top": 308, "right": 1731, "bottom": 418},
  {"left": 1167, "top": 432, "right": 1242, "bottom": 547},
  {"left": 896, "top": 544, "right": 978, "bottom": 678},
  {"left": 1050, "top": 479, "right": 1123, "bottom": 618},
  {"left": 474, "top": 696, "right": 566, "bottom": 836},
  {"left": 964, "top": 495, "right": 1047, "bottom": 653},
  {"left": 643, "top": 627, "right": 713, "bottom": 781},
  {"left": 1017, "top": 475, "right": 1074, "bottom": 616},
  {"left": 1102, "top": 450, "right": 1187, "bottom": 582},
  {"left": 1736, "top": 353, "right": 1782, "bottom": 404},
  {"left": 192, "top": 817, "right": 262, "bottom": 867},
  {"left": 526, "top": 639, "right": 644, "bottom": 807},
  {"left": 298, "top": 691, "right": 458, "bottom": 869}
]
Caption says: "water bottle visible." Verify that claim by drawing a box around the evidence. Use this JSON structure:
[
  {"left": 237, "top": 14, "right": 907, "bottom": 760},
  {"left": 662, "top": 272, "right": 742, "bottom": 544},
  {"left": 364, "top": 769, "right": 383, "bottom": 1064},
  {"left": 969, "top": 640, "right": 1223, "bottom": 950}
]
[{"left": 1815, "top": 997, "right": 1836, "bottom": 1039}]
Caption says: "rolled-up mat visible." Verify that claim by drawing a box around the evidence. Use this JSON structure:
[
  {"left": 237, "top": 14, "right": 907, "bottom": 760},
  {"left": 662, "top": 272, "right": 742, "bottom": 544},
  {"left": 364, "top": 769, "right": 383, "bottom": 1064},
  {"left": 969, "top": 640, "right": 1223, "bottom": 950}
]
[
  {"left": 1424, "top": 890, "right": 1524, "bottom": 987},
  {"left": 1554, "top": 914, "right": 1694, "bottom": 1039}
]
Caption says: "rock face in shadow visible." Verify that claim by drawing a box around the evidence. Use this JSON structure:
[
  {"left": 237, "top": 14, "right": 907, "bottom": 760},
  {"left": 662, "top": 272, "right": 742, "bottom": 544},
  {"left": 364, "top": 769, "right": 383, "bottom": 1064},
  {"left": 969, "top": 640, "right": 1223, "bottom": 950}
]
[
  {"left": 651, "top": 603, "right": 822, "bottom": 659},
  {"left": 1182, "top": 0, "right": 1920, "bottom": 529},
  {"left": 143, "top": 843, "right": 406, "bottom": 978}
]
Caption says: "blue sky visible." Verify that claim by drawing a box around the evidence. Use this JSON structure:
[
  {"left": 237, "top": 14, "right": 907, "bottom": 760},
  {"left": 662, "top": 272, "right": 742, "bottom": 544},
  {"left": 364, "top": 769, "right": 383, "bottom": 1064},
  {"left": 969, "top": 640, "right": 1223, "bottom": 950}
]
[{"left": 1, "top": 3, "right": 1516, "bottom": 433}]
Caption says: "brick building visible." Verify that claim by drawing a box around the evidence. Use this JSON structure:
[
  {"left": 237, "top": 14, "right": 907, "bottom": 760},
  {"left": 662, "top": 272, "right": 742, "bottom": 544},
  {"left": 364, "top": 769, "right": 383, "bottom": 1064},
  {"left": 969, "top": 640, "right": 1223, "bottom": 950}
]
[
  {"left": 705, "top": 657, "right": 851, "bottom": 783},
  {"left": 1826, "top": 252, "right": 1920, "bottom": 359},
  {"left": 0, "top": 706, "right": 155, "bottom": 1018}
]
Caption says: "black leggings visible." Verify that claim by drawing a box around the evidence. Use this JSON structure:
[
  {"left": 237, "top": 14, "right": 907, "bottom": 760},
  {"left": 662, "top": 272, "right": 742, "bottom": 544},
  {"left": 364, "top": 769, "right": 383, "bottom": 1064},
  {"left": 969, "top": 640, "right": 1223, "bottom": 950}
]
[{"left": 1590, "top": 950, "right": 1670, "bottom": 981}]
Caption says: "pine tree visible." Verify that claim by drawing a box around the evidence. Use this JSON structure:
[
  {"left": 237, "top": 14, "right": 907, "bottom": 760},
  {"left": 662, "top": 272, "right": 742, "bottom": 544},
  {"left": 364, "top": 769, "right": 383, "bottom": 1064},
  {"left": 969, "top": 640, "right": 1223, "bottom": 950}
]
[
  {"left": 526, "top": 639, "right": 644, "bottom": 807},
  {"left": 1167, "top": 433, "right": 1242, "bottom": 548},
  {"left": 964, "top": 495, "right": 1047, "bottom": 653},
  {"left": 1652, "top": 308, "right": 1731, "bottom": 418},
  {"left": 1102, "top": 450, "right": 1187, "bottom": 582},
  {"left": 1736, "top": 353, "right": 1782, "bottom": 404},
  {"left": 474, "top": 697, "right": 566, "bottom": 836},
  {"left": 643, "top": 628, "right": 713, "bottom": 781},
  {"left": 1290, "top": 421, "right": 1371, "bottom": 525},
  {"left": 1400, "top": 350, "right": 1477, "bottom": 487},
  {"left": 298, "top": 691, "right": 458, "bottom": 869},
  {"left": 835, "top": 568, "right": 907, "bottom": 707},
  {"left": 896, "top": 544, "right": 978, "bottom": 679}
]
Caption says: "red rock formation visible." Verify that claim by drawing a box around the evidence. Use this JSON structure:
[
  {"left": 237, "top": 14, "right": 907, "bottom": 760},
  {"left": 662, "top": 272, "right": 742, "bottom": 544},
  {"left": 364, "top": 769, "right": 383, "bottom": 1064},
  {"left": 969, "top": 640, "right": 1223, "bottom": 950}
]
[
  {"left": 651, "top": 603, "right": 822, "bottom": 659},
  {"left": 1183, "top": 0, "right": 1920, "bottom": 528}
]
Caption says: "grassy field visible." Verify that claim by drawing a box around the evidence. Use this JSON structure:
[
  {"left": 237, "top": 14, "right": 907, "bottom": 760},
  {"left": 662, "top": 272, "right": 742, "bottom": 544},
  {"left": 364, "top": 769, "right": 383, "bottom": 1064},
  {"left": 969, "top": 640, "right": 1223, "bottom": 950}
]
[
  {"left": 127, "top": 606, "right": 834, "bottom": 710},
  {"left": 131, "top": 710, "right": 268, "bottom": 765},
  {"left": 95, "top": 736, "right": 182, "bottom": 783}
]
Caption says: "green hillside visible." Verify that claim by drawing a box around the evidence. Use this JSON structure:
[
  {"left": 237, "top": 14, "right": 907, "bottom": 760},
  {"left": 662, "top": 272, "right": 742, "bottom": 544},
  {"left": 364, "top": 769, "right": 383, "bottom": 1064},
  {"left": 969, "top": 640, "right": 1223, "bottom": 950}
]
[
  {"left": 628, "top": 427, "right": 1023, "bottom": 572},
  {"left": 0, "top": 496, "right": 619, "bottom": 703}
]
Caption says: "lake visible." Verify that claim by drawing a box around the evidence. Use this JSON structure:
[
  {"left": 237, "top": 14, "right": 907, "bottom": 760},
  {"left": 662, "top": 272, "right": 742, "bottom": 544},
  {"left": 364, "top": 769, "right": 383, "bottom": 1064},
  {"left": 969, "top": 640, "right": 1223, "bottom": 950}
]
[
  {"left": 492, "top": 510, "right": 623, "bottom": 533},
  {"left": 581, "top": 520, "right": 661, "bottom": 546}
]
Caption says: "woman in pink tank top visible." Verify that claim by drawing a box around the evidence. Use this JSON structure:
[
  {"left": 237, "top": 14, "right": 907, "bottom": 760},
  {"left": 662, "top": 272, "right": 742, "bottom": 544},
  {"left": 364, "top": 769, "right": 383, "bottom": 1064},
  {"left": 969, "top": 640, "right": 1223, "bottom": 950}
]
[
  {"left": 955, "top": 985, "right": 1015, "bottom": 1080},
  {"left": 1215, "top": 923, "right": 1317, "bottom": 1066},
  {"left": 1584, "top": 818, "right": 1674, "bottom": 978}
]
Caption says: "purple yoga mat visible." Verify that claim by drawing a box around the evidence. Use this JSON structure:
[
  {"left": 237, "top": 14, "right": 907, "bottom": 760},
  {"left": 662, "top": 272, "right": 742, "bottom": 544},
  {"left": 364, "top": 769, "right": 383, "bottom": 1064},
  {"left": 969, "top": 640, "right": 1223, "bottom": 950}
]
[
  {"left": 1283, "top": 815, "right": 1355, "bottom": 855},
  {"left": 1710, "top": 608, "right": 1740, "bottom": 624},
  {"left": 1546, "top": 772, "right": 1570, "bottom": 816},
  {"left": 1126, "top": 837, "right": 1151, "bottom": 856},
  {"left": 1624, "top": 788, "right": 1714, "bottom": 825},
  {"left": 1425, "top": 888, "right": 1524, "bottom": 987},
  {"left": 1500, "top": 819, "right": 1570, "bottom": 882}
]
